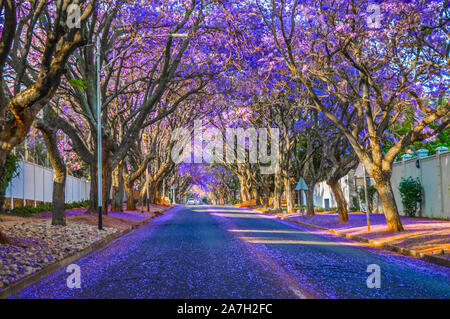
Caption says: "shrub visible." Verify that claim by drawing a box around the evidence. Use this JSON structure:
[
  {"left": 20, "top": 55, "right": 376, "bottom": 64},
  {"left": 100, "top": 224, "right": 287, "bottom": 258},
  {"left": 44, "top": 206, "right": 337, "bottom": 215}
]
[
  {"left": 398, "top": 177, "right": 422, "bottom": 217},
  {"left": 349, "top": 206, "right": 361, "bottom": 212},
  {"left": 330, "top": 206, "right": 338, "bottom": 212},
  {"left": 0, "top": 153, "right": 19, "bottom": 212},
  {"left": 64, "top": 200, "right": 89, "bottom": 209},
  {"left": 11, "top": 203, "right": 50, "bottom": 216}
]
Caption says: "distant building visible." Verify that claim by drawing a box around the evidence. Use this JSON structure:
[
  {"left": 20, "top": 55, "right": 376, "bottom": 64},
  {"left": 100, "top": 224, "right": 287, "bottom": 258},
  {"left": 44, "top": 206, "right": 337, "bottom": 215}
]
[{"left": 312, "top": 164, "right": 377, "bottom": 211}]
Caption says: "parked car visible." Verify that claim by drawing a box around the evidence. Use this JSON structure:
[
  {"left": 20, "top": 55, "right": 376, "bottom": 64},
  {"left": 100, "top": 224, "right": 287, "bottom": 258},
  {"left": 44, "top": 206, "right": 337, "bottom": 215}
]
[{"left": 186, "top": 198, "right": 195, "bottom": 205}]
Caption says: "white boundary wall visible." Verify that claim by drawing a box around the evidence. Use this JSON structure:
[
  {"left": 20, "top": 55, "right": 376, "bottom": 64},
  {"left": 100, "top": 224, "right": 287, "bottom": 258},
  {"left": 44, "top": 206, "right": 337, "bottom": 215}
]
[
  {"left": 391, "top": 151, "right": 450, "bottom": 220},
  {"left": 5, "top": 160, "right": 90, "bottom": 207}
]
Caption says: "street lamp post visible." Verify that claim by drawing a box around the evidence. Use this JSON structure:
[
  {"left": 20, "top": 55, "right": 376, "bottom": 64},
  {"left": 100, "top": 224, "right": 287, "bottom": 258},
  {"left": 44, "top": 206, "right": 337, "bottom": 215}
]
[
  {"left": 363, "top": 167, "right": 370, "bottom": 232},
  {"left": 146, "top": 165, "right": 150, "bottom": 212},
  {"left": 96, "top": 36, "right": 102, "bottom": 230}
]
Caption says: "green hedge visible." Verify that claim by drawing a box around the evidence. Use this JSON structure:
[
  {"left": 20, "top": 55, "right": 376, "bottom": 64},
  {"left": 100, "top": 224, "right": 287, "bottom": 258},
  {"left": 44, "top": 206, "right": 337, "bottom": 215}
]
[
  {"left": 9, "top": 200, "right": 89, "bottom": 217},
  {"left": 64, "top": 199, "right": 89, "bottom": 209}
]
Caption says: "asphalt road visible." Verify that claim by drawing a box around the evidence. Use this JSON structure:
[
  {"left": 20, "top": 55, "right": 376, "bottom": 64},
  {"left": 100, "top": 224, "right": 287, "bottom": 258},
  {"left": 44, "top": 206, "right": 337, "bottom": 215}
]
[{"left": 12, "top": 205, "right": 450, "bottom": 298}]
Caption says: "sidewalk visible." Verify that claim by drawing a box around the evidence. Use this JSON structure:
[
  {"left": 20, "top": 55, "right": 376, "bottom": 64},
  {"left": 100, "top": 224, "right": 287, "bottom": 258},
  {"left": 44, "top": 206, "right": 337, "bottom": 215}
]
[{"left": 280, "top": 212, "right": 450, "bottom": 261}]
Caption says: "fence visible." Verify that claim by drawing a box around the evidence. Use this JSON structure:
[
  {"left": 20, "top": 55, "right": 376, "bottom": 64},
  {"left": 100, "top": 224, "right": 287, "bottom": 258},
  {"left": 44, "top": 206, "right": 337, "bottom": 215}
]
[
  {"left": 4, "top": 160, "right": 90, "bottom": 209},
  {"left": 391, "top": 150, "right": 450, "bottom": 220}
]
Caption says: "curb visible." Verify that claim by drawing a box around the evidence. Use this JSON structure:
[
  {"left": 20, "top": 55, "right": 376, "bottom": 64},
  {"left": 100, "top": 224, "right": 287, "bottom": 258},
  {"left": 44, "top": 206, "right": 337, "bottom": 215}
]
[
  {"left": 0, "top": 209, "right": 168, "bottom": 299},
  {"left": 278, "top": 216, "right": 450, "bottom": 268}
]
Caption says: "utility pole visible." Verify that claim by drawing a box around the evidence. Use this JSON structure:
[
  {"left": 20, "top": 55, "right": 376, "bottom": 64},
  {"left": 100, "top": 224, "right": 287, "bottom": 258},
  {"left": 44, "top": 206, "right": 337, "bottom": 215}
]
[
  {"left": 146, "top": 165, "right": 150, "bottom": 212},
  {"left": 96, "top": 36, "right": 102, "bottom": 230},
  {"left": 363, "top": 167, "right": 370, "bottom": 232},
  {"left": 162, "top": 178, "right": 165, "bottom": 204},
  {"left": 172, "top": 184, "right": 176, "bottom": 205}
]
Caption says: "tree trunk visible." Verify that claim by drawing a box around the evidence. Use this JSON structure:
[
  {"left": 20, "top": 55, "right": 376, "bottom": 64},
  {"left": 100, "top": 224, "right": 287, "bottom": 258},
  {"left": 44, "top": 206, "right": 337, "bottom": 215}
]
[
  {"left": 153, "top": 179, "right": 164, "bottom": 205},
  {"left": 111, "top": 185, "right": 124, "bottom": 211},
  {"left": 0, "top": 154, "right": 8, "bottom": 244},
  {"left": 374, "top": 177, "right": 404, "bottom": 232},
  {"left": 240, "top": 188, "right": 248, "bottom": 202},
  {"left": 273, "top": 167, "right": 282, "bottom": 210},
  {"left": 261, "top": 179, "right": 271, "bottom": 208},
  {"left": 255, "top": 188, "right": 262, "bottom": 205},
  {"left": 238, "top": 175, "right": 249, "bottom": 202},
  {"left": 148, "top": 181, "right": 156, "bottom": 204},
  {"left": 52, "top": 173, "right": 66, "bottom": 226},
  {"left": 0, "top": 153, "right": 8, "bottom": 213},
  {"left": 148, "top": 180, "right": 163, "bottom": 205},
  {"left": 327, "top": 179, "right": 349, "bottom": 222},
  {"left": 283, "top": 176, "right": 295, "bottom": 214},
  {"left": 36, "top": 115, "right": 67, "bottom": 226},
  {"left": 305, "top": 187, "right": 315, "bottom": 216},
  {"left": 262, "top": 192, "right": 269, "bottom": 207},
  {"left": 155, "top": 188, "right": 162, "bottom": 205},
  {"left": 138, "top": 194, "right": 144, "bottom": 209},
  {"left": 101, "top": 153, "right": 113, "bottom": 215},
  {"left": 125, "top": 181, "right": 136, "bottom": 211},
  {"left": 50, "top": 159, "right": 67, "bottom": 226},
  {"left": 0, "top": 228, "right": 8, "bottom": 244},
  {"left": 111, "top": 165, "right": 124, "bottom": 212},
  {"left": 251, "top": 187, "right": 257, "bottom": 203},
  {"left": 86, "top": 163, "right": 98, "bottom": 214}
]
